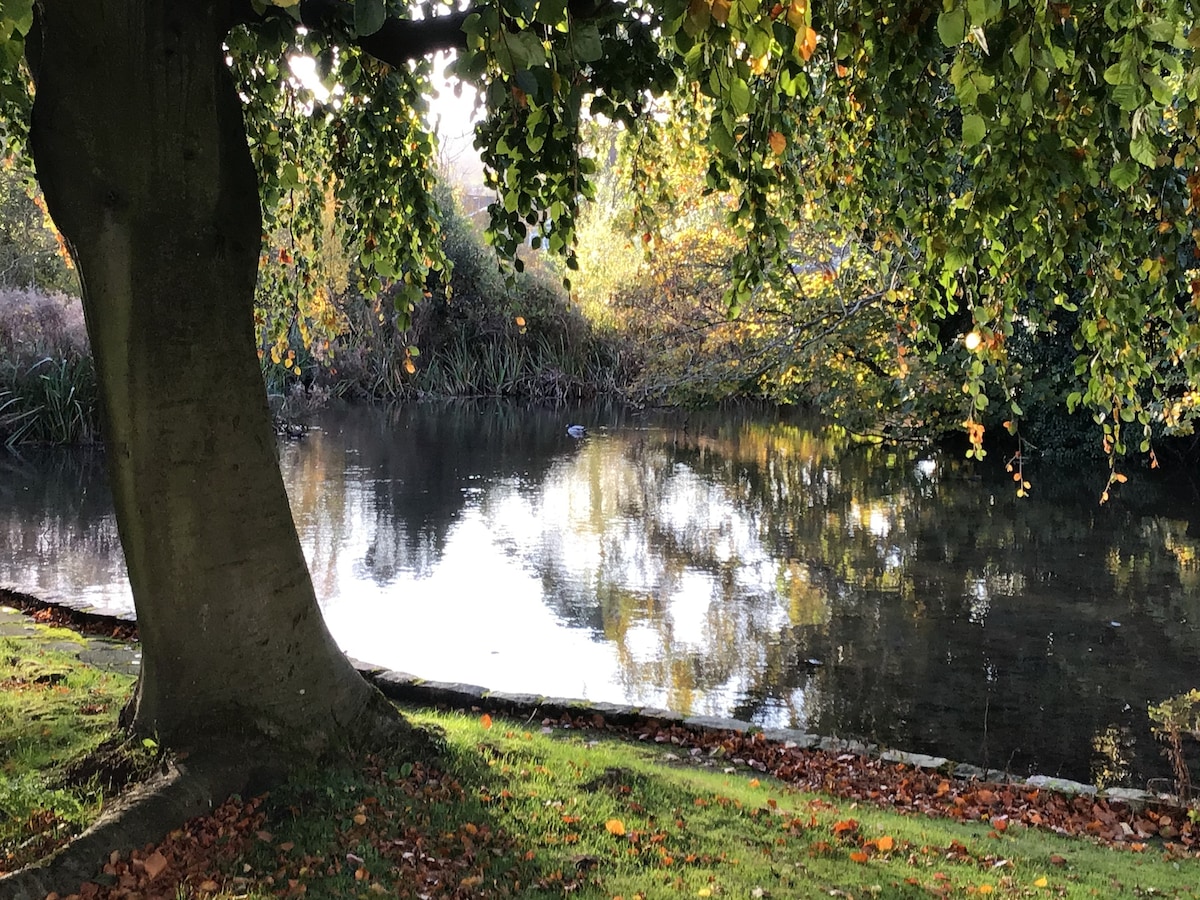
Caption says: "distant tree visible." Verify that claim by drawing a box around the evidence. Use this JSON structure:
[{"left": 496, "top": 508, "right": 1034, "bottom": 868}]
[{"left": 0, "top": 0, "right": 1196, "bottom": 890}]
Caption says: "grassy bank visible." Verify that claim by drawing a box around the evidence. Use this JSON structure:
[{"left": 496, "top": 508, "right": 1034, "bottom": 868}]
[
  {"left": 3, "top": 618, "right": 1198, "bottom": 898},
  {"left": 0, "top": 619, "right": 135, "bottom": 872}
]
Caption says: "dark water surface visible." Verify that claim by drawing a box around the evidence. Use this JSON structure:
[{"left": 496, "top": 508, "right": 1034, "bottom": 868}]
[{"left": 3, "top": 402, "right": 1199, "bottom": 786}]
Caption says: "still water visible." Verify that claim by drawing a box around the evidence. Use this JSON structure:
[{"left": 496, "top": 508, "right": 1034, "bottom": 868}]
[{"left": 2, "top": 402, "right": 1199, "bottom": 786}]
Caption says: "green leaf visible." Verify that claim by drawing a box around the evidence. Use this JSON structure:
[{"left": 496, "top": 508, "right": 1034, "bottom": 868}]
[
  {"left": 1109, "top": 159, "right": 1140, "bottom": 189},
  {"left": 1129, "top": 130, "right": 1156, "bottom": 167},
  {"left": 279, "top": 162, "right": 301, "bottom": 190},
  {"left": 937, "top": 8, "right": 966, "bottom": 47},
  {"left": 536, "top": 0, "right": 569, "bottom": 25},
  {"left": 961, "top": 113, "right": 986, "bottom": 147},
  {"left": 1142, "top": 18, "right": 1176, "bottom": 42},
  {"left": 729, "top": 77, "right": 751, "bottom": 115},
  {"left": 709, "top": 119, "right": 736, "bottom": 157},
  {"left": 572, "top": 23, "right": 604, "bottom": 62},
  {"left": 354, "top": 0, "right": 387, "bottom": 37},
  {"left": 1011, "top": 32, "right": 1029, "bottom": 69}
]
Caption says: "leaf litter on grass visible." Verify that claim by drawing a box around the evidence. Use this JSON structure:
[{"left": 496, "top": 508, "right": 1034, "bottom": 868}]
[{"left": 36, "top": 708, "right": 1200, "bottom": 900}]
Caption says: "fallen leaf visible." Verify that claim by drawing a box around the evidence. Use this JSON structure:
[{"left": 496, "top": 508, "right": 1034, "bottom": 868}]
[
  {"left": 142, "top": 851, "right": 168, "bottom": 880},
  {"left": 850, "top": 850, "right": 869, "bottom": 863},
  {"left": 1034, "top": 876, "right": 1048, "bottom": 887},
  {"left": 877, "top": 835, "right": 894, "bottom": 852},
  {"left": 606, "top": 819, "right": 627, "bottom": 836},
  {"left": 480, "top": 713, "right": 493, "bottom": 729}
]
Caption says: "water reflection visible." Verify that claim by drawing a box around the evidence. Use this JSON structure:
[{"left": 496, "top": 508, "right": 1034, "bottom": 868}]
[{"left": 2, "top": 401, "right": 1199, "bottom": 786}]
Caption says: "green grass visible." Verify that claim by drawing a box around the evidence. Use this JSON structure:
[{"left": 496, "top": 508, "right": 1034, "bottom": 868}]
[
  {"left": 202, "top": 709, "right": 1200, "bottom": 899},
  {"left": 2, "top": 640, "right": 1197, "bottom": 898},
  {"left": 0, "top": 627, "right": 135, "bottom": 872}
]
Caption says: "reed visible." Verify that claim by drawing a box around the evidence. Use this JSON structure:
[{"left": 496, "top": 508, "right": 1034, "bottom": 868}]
[{"left": 0, "top": 289, "right": 100, "bottom": 447}]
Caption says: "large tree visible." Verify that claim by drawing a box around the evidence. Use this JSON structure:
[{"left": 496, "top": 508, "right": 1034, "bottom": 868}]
[{"left": 0, "top": 0, "right": 1196, "bottom": 892}]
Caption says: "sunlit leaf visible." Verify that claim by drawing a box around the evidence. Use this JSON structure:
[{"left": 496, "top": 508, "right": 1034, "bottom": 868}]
[
  {"left": 795, "top": 26, "right": 818, "bottom": 62},
  {"left": 606, "top": 818, "right": 626, "bottom": 836},
  {"left": 480, "top": 713, "right": 493, "bottom": 729}
]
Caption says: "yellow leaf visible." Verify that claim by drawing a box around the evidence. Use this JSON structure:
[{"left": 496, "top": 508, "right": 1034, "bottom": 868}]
[
  {"left": 606, "top": 819, "right": 626, "bottom": 836},
  {"left": 270, "top": 0, "right": 301, "bottom": 6},
  {"left": 978, "top": 886, "right": 994, "bottom": 895},
  {"left": 403, "top": 358, "right": 416, "bottom": 374},
  {"left": 768, "top": 131, "right": 787, "bottom": 155},
  {"left": 785, "top": 0, "right": 807, "bottom": 30},
  {"left": 796, "top": 26, "right": 817, "bottom": 61},
  {"left": 515, "top": 316, "right": 526, "bottom": 327},
  {"left": 1034, "top": 876, "right": 1048, "bottom": 888},
  {"left": 697, "top": 890, "right": 712, "bottom": 898},
  {"left": 748, "top": 778, "right": 761, "bottom": 788}
]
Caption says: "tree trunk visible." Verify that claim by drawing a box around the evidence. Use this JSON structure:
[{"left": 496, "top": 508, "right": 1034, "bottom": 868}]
[{"left": 25, "top": 0, "right": 385, "bottom": 750}]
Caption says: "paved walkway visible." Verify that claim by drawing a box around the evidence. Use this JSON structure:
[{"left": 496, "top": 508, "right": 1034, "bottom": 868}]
[{"left": 0, "top": 604, "right": 141, "bottom": 677}]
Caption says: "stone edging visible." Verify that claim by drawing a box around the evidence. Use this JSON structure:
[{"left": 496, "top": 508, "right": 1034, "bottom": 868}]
[
  {"left": 0, "top": 584, "right": 1175, "bottom": 811},
  {"left": 345, "top": 656, "right": 1170, "bottom": 812}
]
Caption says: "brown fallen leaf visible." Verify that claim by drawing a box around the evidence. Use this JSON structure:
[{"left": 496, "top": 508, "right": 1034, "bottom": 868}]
[{"left": 142, "top": 850, "right": 168, "bottom": 880}]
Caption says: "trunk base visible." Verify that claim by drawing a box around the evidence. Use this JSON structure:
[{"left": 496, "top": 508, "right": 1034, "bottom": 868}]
[{"left": 0, "top": 696, "right": 429, "bottom": 900}]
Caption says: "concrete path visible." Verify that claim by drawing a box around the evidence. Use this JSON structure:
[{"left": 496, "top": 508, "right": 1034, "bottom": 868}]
[{"left": 0, "top": 604, "right": 141, "bottom": 678}]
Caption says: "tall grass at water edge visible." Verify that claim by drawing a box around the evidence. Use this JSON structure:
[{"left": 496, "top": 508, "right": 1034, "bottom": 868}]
[{"left": 0, "top": 288, "right": 99, "bottom": 447}]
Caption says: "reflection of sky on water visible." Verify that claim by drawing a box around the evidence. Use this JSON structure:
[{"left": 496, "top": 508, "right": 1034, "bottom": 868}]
[{"left": 4, "top": 403, "right": 1200, "bottom": 785}]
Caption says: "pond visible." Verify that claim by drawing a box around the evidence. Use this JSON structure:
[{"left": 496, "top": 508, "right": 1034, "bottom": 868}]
[{"left": 2, "top": 401, "right": 1199, "bottom": 787}]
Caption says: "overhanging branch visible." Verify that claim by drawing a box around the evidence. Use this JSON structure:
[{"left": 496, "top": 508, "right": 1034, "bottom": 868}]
[
  {"left": 232, "top": 0, "right": 471, "bottom": 61},
  {"left": 236, "top": 0, "right": 621, "bottom": 66},
  {"left": 301, "top": 0, "right": 471, "bottom": 61}
]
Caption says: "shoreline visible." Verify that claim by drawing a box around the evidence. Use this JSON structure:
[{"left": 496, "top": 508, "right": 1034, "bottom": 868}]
[{"left": 0, "top": 584, "right": 1174, "bottom": 811}]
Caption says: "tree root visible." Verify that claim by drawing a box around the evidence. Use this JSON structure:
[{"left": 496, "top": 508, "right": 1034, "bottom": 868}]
[{"left": 0, "top": 753, "right": 258, "bottom": 900}]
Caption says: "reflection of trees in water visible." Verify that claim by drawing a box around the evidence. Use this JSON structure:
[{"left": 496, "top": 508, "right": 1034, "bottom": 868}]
[
  {"left": 0, "top": 449, "right": 127, "bottom": 598},
  {"left": 6, "top": 403, "right": 1200, "bottom": 782},
  {"left": 662, "top": 424, "right": 1200, "bottom": 783},
  {"left": 305, "top": 402, "right": 628, "bottom": 586},
  {"left": 469, "top": 406, "right": 1200, "bottom": 784}
]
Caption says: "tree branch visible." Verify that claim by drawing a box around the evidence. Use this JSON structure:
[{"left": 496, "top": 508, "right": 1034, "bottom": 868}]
[
  {"left": 300, "top": 0, "right": 471, "bottom": 61},
  {"left": 236, "top": 0, "right": 622, "bottom": 66},
  {"left": 231, "top": 0, "right": 471, "bottom": 60}
]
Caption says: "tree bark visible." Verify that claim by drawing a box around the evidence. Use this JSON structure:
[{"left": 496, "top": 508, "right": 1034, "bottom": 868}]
[{"left": 25, "top": 0, "right": 386, "bottom": 750}]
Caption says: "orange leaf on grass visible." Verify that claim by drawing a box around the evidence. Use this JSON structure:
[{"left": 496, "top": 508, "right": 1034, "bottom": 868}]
[
  {"left": 849, "top": 850, "right": 869, "bottom": 863},
  {"left": 480, "top": 713, "right": 493, "bottom": 729},
  {"left": 876, "top": 835, "right": 894, "bottom": 852},
  {"left": 606, "top": 819, "right": 627, "bottom": 836}
]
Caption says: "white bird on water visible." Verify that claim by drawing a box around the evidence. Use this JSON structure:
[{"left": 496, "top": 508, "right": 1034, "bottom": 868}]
[{"left": 566, "top": 424, "right": 586, "bottom": 438}]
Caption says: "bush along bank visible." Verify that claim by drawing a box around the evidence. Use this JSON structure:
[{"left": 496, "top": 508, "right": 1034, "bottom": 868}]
[
  {"left": 0, "top": 244, "right": 638, "bottom": 450},
  {"left": 309, "top": 184, "right": 639, "bottom": 405}
]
